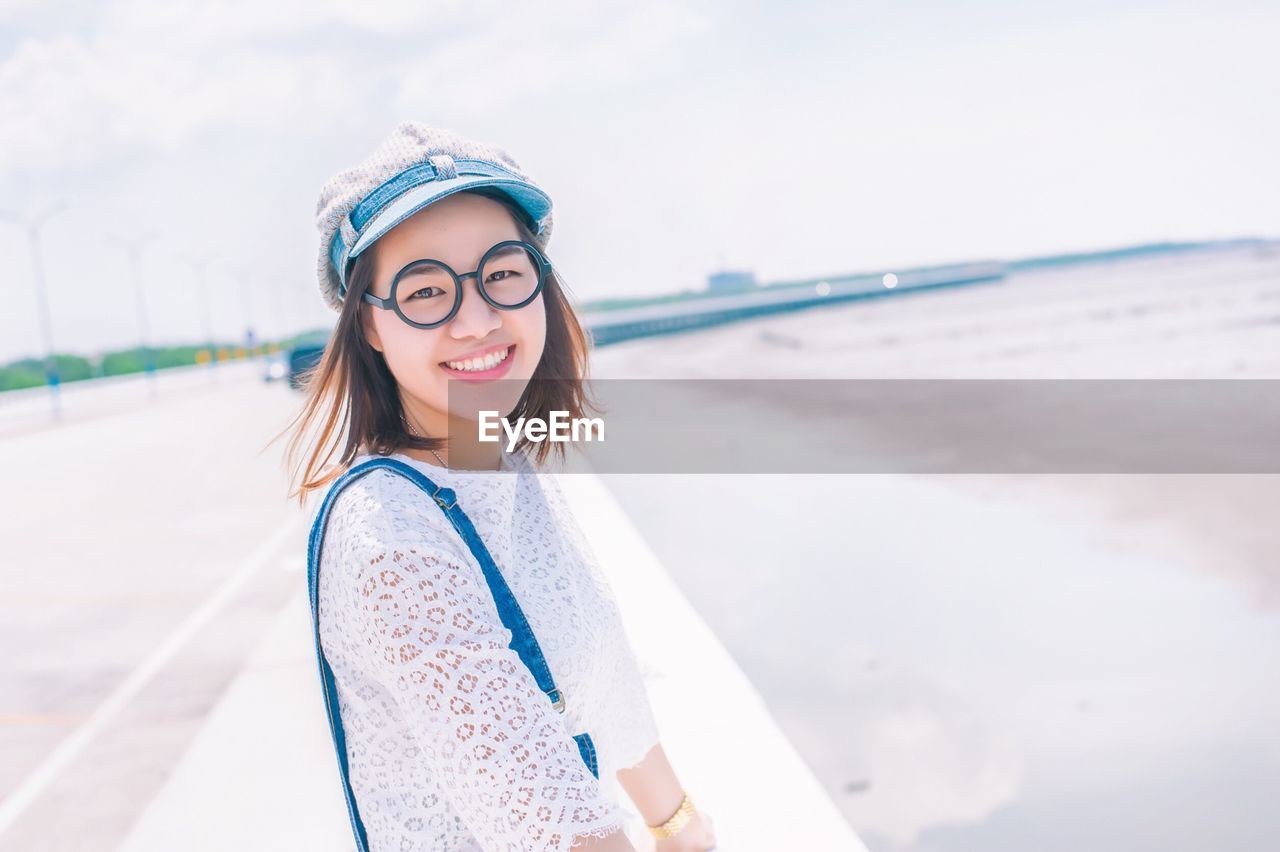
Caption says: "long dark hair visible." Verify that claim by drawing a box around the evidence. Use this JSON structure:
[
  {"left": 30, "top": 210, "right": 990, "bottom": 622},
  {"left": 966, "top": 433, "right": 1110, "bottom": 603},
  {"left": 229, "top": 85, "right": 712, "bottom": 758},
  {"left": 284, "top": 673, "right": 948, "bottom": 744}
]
[{"left": 271, "top": 189, "right": 598, "bottom": 506}]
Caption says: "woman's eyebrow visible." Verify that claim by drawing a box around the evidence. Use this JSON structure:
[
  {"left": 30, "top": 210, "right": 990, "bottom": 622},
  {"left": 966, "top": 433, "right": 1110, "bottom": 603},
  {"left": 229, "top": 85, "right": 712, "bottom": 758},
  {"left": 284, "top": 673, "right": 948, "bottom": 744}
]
[
  {"left": 400, "top": 259, "right": 451, "bottom": 273},
  {"left": 409, "top": 242, "right": 521, "bottom": 267}
]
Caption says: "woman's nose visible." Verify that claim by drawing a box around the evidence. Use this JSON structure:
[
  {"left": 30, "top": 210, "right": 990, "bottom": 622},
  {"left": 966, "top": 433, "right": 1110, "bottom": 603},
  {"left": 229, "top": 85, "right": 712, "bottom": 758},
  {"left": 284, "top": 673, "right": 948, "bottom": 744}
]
[{"left": 447, "top": 276, "right": 503, "bottom": 339}]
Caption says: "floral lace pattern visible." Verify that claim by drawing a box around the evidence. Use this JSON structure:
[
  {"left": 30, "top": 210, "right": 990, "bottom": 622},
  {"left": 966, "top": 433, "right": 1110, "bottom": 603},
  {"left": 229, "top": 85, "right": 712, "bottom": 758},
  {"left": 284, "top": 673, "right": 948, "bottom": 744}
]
[{"left": 314, "top": 447, "right": 661, "bottom": 851}]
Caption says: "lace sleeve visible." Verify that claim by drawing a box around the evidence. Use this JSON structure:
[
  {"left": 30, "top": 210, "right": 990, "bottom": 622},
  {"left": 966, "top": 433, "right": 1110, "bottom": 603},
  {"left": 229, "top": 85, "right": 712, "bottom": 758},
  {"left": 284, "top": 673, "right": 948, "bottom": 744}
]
[
  {"left": 534, "top": 472, "right": 663, "bottom": 773},
  {"left": 342, "top": 529, "right": 628, "bottom": 851},
  {"left": 601, "top": 618, "right": 662, "bottom": 772}
]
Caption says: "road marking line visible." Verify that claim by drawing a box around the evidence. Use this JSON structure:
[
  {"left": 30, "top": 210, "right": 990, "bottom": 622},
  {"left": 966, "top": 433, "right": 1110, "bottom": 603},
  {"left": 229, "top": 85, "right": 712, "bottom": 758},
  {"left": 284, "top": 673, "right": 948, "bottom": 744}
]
[
  {"left": 0, "top": 713, "right": 87, "bottom": 726},
  {"left": 0, "top": 514, "right": 303, "bottom": 838}
]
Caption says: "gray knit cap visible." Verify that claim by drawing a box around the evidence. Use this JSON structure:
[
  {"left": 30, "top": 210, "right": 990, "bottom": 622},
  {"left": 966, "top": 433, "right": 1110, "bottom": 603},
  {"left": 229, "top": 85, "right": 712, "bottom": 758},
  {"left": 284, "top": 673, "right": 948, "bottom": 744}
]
[{"left": 314, "top": 121, "right": 554, "bottom": 313}]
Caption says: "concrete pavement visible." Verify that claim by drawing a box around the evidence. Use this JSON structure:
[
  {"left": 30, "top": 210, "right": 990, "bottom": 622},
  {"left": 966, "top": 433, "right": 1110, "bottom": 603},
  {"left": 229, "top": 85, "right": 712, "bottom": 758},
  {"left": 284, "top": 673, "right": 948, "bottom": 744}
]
[{"left": 115, "top": 468, "right": 866, "bottom": 851}]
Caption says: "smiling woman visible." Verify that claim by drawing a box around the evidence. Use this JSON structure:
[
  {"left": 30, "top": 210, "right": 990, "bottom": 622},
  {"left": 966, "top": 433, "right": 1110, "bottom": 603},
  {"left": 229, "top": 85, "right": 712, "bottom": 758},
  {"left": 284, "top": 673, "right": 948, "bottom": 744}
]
[
  {"left": 270, "top": 122, "right": 716, "bottom": 852},
  {"left": 353, "top": 191, "right": 555, "bottom": 468},
  {"left": 284, "top": 176, "right": 592, "bottom": 477}
]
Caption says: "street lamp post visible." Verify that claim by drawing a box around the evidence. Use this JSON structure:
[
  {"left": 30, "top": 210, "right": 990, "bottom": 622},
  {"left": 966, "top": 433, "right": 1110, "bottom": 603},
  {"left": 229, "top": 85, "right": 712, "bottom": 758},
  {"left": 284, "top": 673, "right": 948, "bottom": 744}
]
[
  {"left": 109, "top": 231, "right": 160, "bottom": 399},
  {"left": 272, "top": 274, "right": 287, "bottom": 342},
  {"left": 221, "top": 261, "right": 258, "bottom": 363},
  {"left": 0, "top": 200, "right": 67, "bottom": 419},
  {"left": 185, "top": 253, "right": 218, "bottom": 382},
  {"left": 241, "top": 273, "right": 255, "bottom": 360}
]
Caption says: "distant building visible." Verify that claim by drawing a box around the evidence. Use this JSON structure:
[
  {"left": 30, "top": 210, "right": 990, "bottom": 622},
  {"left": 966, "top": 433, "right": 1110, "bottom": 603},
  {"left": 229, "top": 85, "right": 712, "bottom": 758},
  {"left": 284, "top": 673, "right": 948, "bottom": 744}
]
[{"left": 706, "top": 269, "right": 756, "bottom": 293}]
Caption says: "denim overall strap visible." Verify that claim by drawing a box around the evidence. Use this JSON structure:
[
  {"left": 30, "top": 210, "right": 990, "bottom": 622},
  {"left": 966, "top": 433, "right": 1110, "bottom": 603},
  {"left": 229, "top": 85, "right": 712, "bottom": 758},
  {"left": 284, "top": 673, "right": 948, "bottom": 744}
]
[
  {"left": 334, "top": 458, "right": 566, "bottom": 701},
  {"left": 377, "top": 458, "right": 602, "bottom": 780},
  {"left": 306, "top": 459, "right": 599, "bottom": 852}
]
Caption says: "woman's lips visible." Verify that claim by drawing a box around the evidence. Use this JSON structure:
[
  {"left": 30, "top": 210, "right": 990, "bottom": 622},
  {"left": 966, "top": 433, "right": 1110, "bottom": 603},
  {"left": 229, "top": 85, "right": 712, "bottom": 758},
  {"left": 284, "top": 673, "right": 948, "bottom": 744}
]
[{"left": 438, "top": 344, "right": 517, "bottom": 381}]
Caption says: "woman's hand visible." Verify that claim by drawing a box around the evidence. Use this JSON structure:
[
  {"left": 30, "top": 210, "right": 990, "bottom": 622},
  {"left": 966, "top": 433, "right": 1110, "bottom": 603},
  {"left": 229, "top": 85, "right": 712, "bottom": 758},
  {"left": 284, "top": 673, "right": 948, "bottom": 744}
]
[{"left": 654, "top": 808, "right": 716, "bottom": 852}]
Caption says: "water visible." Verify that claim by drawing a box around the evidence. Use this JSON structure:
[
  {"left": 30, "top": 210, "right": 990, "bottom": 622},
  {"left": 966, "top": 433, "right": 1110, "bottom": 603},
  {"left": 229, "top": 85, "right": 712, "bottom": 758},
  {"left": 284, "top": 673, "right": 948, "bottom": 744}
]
[{"left": 600, "top": 471, "right": 1280, "bottom": 850}]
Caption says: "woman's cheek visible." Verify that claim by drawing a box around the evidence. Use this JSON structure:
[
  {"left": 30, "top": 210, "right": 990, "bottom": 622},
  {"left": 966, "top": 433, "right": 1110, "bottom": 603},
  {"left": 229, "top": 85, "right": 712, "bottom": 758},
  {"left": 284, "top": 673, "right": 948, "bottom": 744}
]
[
  {"left": 521, "top": 299, "right": 548, "bottom": 376},
  {"left": 384, "top": 327, "right": 434, "bottom": 389}
]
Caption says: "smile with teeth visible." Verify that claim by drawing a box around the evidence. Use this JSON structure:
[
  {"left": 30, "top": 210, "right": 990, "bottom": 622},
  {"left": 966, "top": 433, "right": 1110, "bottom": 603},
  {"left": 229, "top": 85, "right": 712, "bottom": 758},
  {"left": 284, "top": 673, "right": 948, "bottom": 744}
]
[{"left": 442, "top": 345, "right": 514, "bottom": 372}]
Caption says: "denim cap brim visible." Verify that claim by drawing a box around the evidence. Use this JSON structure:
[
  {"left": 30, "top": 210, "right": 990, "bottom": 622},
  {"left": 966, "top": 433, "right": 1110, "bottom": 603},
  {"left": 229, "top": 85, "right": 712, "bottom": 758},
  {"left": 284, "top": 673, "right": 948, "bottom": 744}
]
[{"left": 336, "top": 175, "right": 552, "bottom": 297}]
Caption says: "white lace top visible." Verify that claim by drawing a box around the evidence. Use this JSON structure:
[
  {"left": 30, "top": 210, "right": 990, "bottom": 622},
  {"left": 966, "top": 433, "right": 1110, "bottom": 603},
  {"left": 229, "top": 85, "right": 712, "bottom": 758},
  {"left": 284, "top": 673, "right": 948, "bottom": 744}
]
[{"left": 312, "top": 444, "right": 662, "bottom": 851}]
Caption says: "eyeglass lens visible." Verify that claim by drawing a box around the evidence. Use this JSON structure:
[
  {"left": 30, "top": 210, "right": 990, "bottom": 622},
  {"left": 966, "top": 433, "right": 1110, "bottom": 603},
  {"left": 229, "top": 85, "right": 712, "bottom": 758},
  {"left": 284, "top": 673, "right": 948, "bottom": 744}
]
[{"left": 394, "top": 244, "right": 542, "bottom": 326}]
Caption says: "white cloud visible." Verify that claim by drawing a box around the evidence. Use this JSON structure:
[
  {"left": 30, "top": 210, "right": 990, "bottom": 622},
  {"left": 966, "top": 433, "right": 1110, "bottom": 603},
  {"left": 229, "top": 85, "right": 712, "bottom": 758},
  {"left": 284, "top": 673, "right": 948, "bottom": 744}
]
[
  {"left": 391, "top": 1, "right": 711, "bottom": 114},
  {"left": 0, "top": 0, "right": 711, "bottom": 175},
  {"left": 102, "top": 0, "right": 457, "bottom": 41},
  {"left": 0, "top": 31, "right": 355, "bottom": 174}
]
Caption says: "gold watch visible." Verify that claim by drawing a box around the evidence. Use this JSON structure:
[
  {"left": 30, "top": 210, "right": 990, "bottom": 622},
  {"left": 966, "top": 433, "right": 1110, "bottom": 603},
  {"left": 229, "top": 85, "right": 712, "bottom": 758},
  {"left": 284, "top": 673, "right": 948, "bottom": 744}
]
[{"left": 647, "top": 790, "right": 696, "bottom": 839}]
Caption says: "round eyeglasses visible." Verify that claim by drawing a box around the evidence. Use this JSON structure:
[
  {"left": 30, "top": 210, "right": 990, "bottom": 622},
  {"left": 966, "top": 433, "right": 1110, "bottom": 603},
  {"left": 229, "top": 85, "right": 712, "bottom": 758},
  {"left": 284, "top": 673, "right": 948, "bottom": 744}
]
[{"left": 362, "top": 239, "right": 551, "bottom": 329}]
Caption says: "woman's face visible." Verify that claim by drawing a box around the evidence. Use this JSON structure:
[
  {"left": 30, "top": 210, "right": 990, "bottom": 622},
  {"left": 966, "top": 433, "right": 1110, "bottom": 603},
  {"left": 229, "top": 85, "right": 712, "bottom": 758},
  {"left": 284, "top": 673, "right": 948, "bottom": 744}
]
[{"left": 360, "top": 191, "right": 547, "bottom": 427}]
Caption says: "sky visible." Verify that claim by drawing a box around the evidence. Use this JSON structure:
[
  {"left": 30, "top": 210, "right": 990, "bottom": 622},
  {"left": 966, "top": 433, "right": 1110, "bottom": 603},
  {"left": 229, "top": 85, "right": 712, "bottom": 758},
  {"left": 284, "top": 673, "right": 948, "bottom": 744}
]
[{"left": 0, "top": 0, "right": 1277, "bottom": 363}]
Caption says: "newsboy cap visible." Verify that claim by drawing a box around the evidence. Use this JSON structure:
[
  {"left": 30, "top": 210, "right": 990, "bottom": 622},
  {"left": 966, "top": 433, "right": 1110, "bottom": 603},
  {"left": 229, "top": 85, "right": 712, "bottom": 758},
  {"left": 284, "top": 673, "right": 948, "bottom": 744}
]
[{"left": 314, "top": 121, "right": 554, "bottom": 313}]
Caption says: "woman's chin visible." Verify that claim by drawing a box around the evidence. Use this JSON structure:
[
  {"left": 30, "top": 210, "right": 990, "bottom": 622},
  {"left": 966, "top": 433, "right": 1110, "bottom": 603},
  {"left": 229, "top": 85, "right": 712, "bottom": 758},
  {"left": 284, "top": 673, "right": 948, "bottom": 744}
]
[{"left": 436, "top": 373, "right": 529, "bottom": 424}]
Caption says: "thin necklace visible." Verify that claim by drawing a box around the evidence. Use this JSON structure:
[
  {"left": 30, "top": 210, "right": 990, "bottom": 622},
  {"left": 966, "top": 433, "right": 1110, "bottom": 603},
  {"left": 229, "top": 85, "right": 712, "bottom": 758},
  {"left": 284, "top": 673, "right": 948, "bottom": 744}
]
[{"left": 401, "top": 413, "right": 448, "bottom": 469}]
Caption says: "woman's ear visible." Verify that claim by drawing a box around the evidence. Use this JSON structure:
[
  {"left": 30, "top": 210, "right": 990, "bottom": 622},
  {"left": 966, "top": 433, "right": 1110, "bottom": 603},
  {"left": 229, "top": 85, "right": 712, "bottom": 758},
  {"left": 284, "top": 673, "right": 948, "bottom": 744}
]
[
  {"left": 361, "top": 308, "right": 384, "bottom": 354},
  {"left": 354, "top": 251, "right": 385, "bottom": 354}
]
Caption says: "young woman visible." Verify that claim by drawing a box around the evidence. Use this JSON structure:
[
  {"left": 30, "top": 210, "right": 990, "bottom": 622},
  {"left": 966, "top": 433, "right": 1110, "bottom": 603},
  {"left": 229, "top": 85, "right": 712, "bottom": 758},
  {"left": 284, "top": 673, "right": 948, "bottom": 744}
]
[{"left": 279, "top": 123, "right": 717, "bottom": 852}]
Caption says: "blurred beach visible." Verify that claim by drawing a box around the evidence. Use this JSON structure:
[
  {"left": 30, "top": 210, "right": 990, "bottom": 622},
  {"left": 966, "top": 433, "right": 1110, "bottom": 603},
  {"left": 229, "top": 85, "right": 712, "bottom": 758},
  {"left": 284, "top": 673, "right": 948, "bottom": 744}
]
[{"left": 589, "top": 243, "right": 1280, "bottom": 850}]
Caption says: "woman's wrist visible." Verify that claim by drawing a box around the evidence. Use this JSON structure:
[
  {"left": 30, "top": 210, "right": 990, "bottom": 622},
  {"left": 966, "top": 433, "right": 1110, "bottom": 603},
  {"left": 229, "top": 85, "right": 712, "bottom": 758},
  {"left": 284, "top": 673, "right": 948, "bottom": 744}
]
[
  {"left": 646, "top": 789, "right": 696, "bottom": 839},
  {"left": 615, "top": 742, "right": 685, "bottom": 825}
]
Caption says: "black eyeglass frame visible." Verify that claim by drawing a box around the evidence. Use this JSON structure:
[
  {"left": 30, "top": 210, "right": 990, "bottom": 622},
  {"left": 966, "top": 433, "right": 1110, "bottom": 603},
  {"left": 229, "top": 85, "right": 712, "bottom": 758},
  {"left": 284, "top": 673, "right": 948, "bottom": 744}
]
[{"left": 361, "top": 239, "right": 552, "bottom": 329}]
